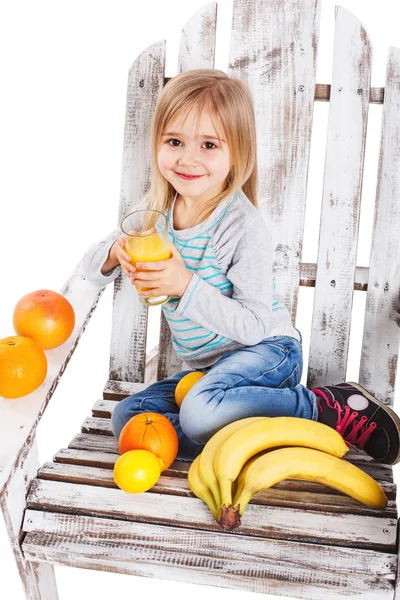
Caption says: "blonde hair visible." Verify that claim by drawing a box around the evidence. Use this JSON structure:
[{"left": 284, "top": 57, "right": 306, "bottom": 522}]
[{"left": 142, "top": 69, "right": 258, "bottom": 226}]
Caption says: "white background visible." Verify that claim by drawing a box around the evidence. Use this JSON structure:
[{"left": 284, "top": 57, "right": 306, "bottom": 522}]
[{"left": 1, "top": 1, "right": 400, "bottom": 599}]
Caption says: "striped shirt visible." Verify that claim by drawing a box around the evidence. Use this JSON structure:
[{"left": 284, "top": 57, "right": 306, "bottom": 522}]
[{"left": 81, "top": 187, "right": 299, "bottom": 370}]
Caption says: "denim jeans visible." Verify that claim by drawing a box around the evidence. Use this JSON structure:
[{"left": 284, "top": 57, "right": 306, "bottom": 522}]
[{"left": 111, "top": 330, "right": 318, "bottom": 461}]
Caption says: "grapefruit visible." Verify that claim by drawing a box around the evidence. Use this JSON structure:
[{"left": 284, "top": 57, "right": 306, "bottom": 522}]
[{"left": 13, "top": 289, "right": 75, "bottom": 350}]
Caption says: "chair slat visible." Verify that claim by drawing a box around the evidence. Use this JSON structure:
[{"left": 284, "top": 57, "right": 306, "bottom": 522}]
[
  {"left": 22, "top": 510, "right": 396, "bottom": 599},
  {"left": 36, "top": 461, "right": 397, "bottom": 517},
  {"left": 81, "top": 417, "right": 113, "bottom": 435},
  {"left": 178, "top": 2, "right": 217, "bottom": 72},
  {"left": 68, "top": 433, "right": 118, "bottom": 453},
  {"left": 67, "top": 431, "right": 394, "bottom": 484},
  {"left": 102, "top": 380, "right": 147, "bottom": 400},
  {"left": 52, "top": 446, "right": 396, "bottom": 498},
  {"left": 228, "top": 0, "right": 321, "bottom": 321},
  {"left": 109, "top": 41, "right": 166, "bottom": 384},
  {"left": 157, "top": 4, "right": 218, "bottom": 381},
  {"left": 25, "top": 479, "right": 396, "bottom": 551},
  {"left": 359, "top": 47, "right": 400, "bottom": 405},
  {"left": 54, "top": 448, "right": 192, "bottom": 478},
  {"left": 308, "top": 7, "right": 372, "bottom": 388}
]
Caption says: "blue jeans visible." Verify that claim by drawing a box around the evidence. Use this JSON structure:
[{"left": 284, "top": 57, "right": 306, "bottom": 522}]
[{"left": 111, "top": 331, "right": 318, "bottom": 461}]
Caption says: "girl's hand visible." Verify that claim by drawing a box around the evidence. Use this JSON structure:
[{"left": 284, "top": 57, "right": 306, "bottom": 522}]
[
  {"left": 110, "top": 236, "right": 136, "bottom": 279},
  {"left": 131, "top": 242, "right": 193, "bottom": 298},
  {"left": 110, "top": 227, "right": 157, "bottom": 279}
]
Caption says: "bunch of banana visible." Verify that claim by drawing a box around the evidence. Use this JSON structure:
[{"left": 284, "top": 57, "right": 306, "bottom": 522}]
[
  {"left": 187, "top": 416, "right": 388, "bottom": 530},
  {"left": 188, "top": 416, "right": 266, "bottom": 521}
]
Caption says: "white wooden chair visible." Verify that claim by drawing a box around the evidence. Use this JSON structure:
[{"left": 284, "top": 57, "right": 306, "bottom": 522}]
[{"left": 1, "top": 0, "right": 400, "bottom": 598}]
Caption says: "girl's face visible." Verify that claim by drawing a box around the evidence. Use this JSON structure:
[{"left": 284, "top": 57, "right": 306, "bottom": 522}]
[{"left": 157, "top": 107, "right": 231, "bottom": 206}]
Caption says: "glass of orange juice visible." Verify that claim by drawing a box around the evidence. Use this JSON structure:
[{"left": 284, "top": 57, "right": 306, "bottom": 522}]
[{"left": 120, "top": 209, "right": 171, "bottom": 306}]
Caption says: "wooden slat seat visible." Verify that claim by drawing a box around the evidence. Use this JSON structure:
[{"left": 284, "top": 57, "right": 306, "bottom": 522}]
[
  {"left": 22, "top": 395, "right": 398, "bottom": 555},
  {"left": 20, "top": 393, "right": 398, "bottom": 597},
  {"left": 21, "top": 511, "right": 397, "bottom": 600}
]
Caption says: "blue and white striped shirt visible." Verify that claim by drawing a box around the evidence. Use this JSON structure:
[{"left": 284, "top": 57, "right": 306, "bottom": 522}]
[{"left": 81, "top": 188, "right": 299, "bottom": 370}]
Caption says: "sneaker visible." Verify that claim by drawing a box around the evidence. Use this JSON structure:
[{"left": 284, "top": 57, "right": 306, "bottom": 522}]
[{"left": 312, "top": 382, "right": 400, "bottom": 465}]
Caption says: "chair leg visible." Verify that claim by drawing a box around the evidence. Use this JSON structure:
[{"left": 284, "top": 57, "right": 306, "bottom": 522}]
[{"left": 0, "top": 438, "right": 59, "bottom": 600}]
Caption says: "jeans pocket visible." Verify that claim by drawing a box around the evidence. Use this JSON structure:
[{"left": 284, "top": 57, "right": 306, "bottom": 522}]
[
  {"left": 278, "top": 364, "right": 300, "bottom": 389},
  {"left": 261, "top": 343, "right": 289, "bottom": 375}
]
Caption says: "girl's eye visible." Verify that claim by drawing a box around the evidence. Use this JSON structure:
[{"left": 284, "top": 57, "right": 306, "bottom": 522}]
[
  {"left": 167, "top": 139, "right": 182, "bottom": 147},
  {"left": 166, "top": 139, "right": 217, "bottom": 150}
]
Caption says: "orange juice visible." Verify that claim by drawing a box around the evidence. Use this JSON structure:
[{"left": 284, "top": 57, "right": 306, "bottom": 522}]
[{"left": 125, "top": 232, "right": 171, "bottom": 292}]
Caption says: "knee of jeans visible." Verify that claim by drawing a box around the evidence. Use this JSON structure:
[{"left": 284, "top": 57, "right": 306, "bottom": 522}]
[{"left": 179, "top": 386, "right": 216, "bottom": 444}]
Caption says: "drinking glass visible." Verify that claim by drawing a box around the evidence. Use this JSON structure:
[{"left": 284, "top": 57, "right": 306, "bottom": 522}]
[{"left": 120, "top": 209, "right": 171, "bottom": 306}]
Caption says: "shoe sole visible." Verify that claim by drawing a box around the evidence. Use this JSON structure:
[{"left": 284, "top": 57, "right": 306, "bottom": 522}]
[{"left": 348, "top": 381, "right": 400, "bottom": 465}]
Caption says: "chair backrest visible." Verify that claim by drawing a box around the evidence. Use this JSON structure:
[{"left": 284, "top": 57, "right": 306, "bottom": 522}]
[{"left": 108, "top": 0, "right": 400, "bottom": 406}]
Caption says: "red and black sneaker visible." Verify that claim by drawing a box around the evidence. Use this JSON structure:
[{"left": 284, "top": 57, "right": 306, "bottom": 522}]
[{"left": 312, "top": 382, "right": 400, "bottom": 465}]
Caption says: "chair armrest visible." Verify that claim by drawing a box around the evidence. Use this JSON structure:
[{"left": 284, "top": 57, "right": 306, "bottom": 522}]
[{"left": 0, "top": 264, "right": 105, "bottom": 494}]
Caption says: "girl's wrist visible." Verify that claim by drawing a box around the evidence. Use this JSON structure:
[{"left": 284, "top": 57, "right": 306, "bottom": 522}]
[
  {"left": 179, "top": 271, "right": 193, "bottom": 297},
  {"left": 109, "top": 240, "right": 118, "bottom": 262},
  {"left": 100, "top": 241, "right": 119, "bottom": 275}
]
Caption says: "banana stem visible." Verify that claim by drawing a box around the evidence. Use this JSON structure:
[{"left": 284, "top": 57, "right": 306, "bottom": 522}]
[{"left": 219, "top": 504, "right": 241, "bottom": 530}]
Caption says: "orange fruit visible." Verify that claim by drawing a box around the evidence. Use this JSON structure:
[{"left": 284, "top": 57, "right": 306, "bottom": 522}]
[
  {"left": 175, "top": 371, "right": 205, "bottom": 407},
  {"left": 118, "top": 412, "right": 179, "bottom": 471},
  {"left": 0, "top": 335, "right": 48, "bottom": 399},
  {"left": 114, "top": 449, "right": 163, "bottom": 493},
  {"left": 13, "top": 289, "right": 75, "bottom": 350}
]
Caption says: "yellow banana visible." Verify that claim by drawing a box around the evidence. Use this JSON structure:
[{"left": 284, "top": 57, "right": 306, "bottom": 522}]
[
  {"left": 188, "top": 455, "right": 220, "bottom": 521},
  {"left": 214, "top": 417, "right": 349, "bottom": 509},
  {"left": 198, "top": 416, "right": 268, "bottom": 508},
  {"left": 233, "top": 450, "right": 267, "bottom": 505},
  {"left": 231, "top": 475, "right": 239, "bottom": 501},
  {"left": 221, "top": 447, "right": 388, "bottom": 530}
]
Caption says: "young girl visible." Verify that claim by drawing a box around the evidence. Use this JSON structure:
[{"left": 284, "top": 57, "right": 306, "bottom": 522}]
[{"left": 82, "top": 69, "right": 400, "bottom": 465}]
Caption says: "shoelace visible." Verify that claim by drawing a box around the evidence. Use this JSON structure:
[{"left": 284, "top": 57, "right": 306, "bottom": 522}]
[{"left": 317, "top": 396, "right": 377, "bottom": 449}]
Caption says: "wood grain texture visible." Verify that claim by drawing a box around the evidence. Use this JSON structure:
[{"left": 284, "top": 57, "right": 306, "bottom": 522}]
[
  {"left": 64, "top": 431, "right": 394, "bottom": 484},
  {"left": 21, "top": 510, "right": 396, "bottom": 599},
  {"left": 228, "top": 0, "right": 321, "bottom": 323},
  {"left": 35, "top": 460, "right": 396, "bottom": 517},
  {"left": 109, "top": 41, "right": 166, "bottom": 384},
  {"left": 157, "top": 311, "right": 183, "bottom": 382},
  {"left": 0, "top": 440, "right": 59, "bottom": 599},
  {"left": 52, "top": 446, "right": 396, "bottom": 503},
  {"left": 359, "top": 47, "right": 400, "bottom": 405},
  {"left": 164, "top": 78, "right": 386, "bottom": 104},
  {"left": 307, "top": 7, "right": 372, "bottom": 388},
  {"left": 25, "top": 478, "right": 397, "bottom": 551},
  {"left": 301, "top": 262, "right": 368, "bottom": 289},
  {"left": 0, "top": 266, "right": 103, "bottom": 494},
  {"left": 178, "top": 2, "right": 217, "bottom": 72},
  {"left": 102, "top": 379, "right": 147, "bottom": 400}
]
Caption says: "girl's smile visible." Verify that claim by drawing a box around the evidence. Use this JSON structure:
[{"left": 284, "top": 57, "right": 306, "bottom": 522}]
[{"left": 174, "top": 172, "right": 206, "bottom": 180}]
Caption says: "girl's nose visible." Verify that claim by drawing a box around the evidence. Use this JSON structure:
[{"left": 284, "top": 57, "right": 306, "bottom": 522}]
[{"left": 177, "top": 147, "right": 200, "bottom": 166}]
